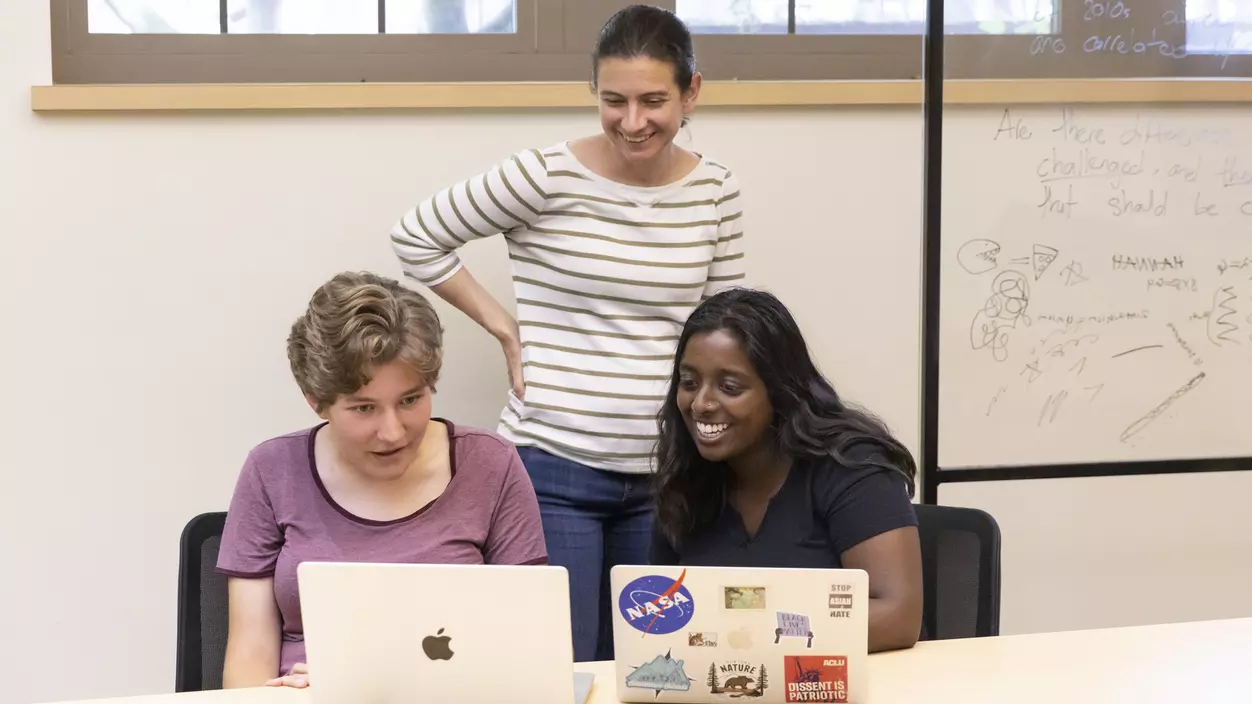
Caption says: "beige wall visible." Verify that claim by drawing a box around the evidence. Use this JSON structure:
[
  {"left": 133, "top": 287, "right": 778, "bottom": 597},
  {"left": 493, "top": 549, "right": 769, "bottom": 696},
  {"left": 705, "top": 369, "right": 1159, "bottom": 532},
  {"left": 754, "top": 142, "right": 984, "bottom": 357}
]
[
  {"left": 2, "top": 3, "right": 1250, "bottom": 703},
  {"left": 943, "top": 471, "right": 1252, "bottom": 637}
]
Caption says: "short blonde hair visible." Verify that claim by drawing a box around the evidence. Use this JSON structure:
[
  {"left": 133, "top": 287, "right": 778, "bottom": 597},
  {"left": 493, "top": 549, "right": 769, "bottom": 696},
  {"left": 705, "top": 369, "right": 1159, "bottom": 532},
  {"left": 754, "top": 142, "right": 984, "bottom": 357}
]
[{"left": 288, "top": 271, "right": 443, "bottom": 411}]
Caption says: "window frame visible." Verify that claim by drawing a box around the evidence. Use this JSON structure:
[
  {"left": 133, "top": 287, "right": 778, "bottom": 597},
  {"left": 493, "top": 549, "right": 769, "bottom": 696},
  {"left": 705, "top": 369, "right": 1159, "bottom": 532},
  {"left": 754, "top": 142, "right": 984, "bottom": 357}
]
[
  {"left": 53, "top": 0, "right": 583, "bottom": 83},
  {"left": 937, "top": 0, "right": 1252, "bottom": 78},
  {"left": 680, "top": 0, "right": 1252, "bottom": 79},
  {"left": 50, "top": 0, "right": 1252, "bottom": 85}
]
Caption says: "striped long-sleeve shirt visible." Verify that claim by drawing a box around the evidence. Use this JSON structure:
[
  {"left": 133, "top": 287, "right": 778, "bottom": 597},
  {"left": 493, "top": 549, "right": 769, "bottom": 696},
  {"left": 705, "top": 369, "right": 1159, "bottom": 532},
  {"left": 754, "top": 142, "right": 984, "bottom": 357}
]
[{"left": 390, "top": 141, "right": 746, "bottom": 473}]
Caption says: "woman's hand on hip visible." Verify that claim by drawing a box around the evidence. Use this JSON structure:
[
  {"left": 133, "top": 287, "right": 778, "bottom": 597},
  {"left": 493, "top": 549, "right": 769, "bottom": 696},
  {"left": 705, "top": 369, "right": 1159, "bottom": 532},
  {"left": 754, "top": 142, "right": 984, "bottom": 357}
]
[
  {"left": 425, "top": 268, "right": 526, "bottom": 400},
  {"left": 265, "top": 662, "right": 309, "bottom": 688},
  {"left": 500, "top": 323, "right": 525, "bottom": 400}
]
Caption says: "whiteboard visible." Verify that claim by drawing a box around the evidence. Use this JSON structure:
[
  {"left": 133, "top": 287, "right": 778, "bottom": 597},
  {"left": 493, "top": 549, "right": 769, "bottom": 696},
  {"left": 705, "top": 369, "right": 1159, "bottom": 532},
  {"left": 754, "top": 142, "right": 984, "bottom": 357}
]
[{"left": 939, "top": 106, "right": 1252, "bottom": 469}]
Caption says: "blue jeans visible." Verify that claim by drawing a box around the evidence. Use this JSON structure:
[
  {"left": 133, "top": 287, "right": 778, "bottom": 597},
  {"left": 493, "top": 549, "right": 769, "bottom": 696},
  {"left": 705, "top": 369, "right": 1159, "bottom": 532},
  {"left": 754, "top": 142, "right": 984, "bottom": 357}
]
[{"left": 517, "top": 446, "right": 653, "bottom": 663}]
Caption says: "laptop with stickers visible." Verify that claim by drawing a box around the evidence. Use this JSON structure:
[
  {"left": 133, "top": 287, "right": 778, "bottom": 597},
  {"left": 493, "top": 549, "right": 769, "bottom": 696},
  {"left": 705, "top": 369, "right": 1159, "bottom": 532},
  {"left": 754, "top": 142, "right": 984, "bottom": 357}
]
[
  {"left": 298, "top": 561, "right": 589, "bottom": 704},
  {"left": 610, "top": 565, "right": 870, "bottom": 703}
]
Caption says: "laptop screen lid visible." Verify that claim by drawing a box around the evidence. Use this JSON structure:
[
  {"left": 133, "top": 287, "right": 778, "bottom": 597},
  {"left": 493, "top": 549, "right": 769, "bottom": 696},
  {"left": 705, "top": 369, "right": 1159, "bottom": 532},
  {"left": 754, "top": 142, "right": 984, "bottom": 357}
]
[
  {"left": 610, "top": 564, "right": 869, "bottom": 703},
  {"left": 298, "top": 561, "right": 576, "bottom": 704}
]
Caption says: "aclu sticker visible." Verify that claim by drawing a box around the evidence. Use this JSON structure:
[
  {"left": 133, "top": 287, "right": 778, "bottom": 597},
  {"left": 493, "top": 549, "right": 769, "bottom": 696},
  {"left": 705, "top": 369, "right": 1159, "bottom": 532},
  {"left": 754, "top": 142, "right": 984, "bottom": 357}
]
[
  {"left": 784, "top": 656, "right": 848, "bottom": 702},
  {"left": 618, "top": 569, "right": 695, "bottom": 636}
]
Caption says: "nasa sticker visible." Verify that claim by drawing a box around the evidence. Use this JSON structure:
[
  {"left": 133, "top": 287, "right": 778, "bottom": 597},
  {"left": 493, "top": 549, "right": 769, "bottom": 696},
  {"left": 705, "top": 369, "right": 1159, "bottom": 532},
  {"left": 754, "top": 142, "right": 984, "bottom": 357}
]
[{"left": 618, "top": 569, "right": 696, "bottom": 636}]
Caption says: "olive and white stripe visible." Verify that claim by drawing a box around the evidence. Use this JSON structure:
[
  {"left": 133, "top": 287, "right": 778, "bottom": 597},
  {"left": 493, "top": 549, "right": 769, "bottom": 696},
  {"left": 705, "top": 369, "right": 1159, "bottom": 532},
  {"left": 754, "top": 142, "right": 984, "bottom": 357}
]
[{"left": 391, "top": 141, "right": 746, "bottom": 473}]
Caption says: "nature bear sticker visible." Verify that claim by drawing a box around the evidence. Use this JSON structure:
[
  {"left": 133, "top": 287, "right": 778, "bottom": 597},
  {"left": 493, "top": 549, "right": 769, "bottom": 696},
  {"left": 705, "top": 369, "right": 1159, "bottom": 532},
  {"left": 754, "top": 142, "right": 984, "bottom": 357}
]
[
  {"left": 618, "top": 569, "right": 695, "bottom": 636},
  {"left": 707, "top": 660, "right": 767, "bottom": 698}
]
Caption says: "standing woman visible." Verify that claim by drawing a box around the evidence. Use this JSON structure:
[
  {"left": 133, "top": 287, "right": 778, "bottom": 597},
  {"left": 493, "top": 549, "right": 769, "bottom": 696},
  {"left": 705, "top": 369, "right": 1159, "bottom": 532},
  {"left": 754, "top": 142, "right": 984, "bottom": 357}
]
[{"left": 388, "top": 5, "right": 746, "bottom": 662}]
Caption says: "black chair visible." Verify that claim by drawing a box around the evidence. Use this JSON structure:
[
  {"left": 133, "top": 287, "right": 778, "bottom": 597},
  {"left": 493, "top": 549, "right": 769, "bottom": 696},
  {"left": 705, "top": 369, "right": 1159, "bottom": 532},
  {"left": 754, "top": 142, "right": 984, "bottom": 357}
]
[
  {"left": 176, "top": 511, "right": 229, "bottom": 692},
  {"left": 915, "top": 503, "right": 1001, "bottom": 641}
]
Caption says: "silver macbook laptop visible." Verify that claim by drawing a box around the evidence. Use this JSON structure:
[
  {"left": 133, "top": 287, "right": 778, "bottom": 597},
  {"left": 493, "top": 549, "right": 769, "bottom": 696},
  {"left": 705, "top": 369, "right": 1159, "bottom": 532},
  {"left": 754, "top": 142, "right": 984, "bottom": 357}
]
[
  {"left": 610, "top": 565, "right": 870, "bottom": 703},
  {"left": 298, "top": 561, "right": 589, "bottom": 704}
]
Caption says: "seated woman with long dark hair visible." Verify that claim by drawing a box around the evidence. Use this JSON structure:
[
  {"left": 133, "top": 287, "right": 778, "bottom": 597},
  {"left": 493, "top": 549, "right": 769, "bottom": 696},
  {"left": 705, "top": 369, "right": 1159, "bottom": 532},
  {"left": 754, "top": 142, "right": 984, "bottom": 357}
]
[{"left": 650, "top": 287, "right": 923, "bottom": 652}]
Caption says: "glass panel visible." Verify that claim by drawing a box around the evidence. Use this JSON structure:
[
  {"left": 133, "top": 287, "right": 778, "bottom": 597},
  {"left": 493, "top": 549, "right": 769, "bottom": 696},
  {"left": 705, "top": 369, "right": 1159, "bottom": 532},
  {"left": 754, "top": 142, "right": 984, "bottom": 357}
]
[
  {"left": 1186, "top": 0, "right": 1252, "bottom": 55},
  {"left": 798, "top": 0, "right": 1055, "bottom": 35},
  {"left": 225, "top": 0, "right": 377, "bottom": 34},
  {"left": 676, "top": 0, "right": 1056, "bottom": 35},
  {"left": 676, "top": 0, "right": 791, "bottom": 34},
  {"left": 386, "top": 0, "right": 517, "bottom": 33},
  {"left": 88, "top": 0, "right": 220, "bottom": 34}
]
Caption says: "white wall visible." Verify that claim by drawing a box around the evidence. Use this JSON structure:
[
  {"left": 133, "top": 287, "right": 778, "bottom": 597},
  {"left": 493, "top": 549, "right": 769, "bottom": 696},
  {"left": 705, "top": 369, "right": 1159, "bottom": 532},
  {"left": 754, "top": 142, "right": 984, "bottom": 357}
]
[
  {"left": 943, "top": 471, "right": 1252, "bottom": 636},
  {"left": 2, "top": 2, "right": 1249, "bottom": 703}
]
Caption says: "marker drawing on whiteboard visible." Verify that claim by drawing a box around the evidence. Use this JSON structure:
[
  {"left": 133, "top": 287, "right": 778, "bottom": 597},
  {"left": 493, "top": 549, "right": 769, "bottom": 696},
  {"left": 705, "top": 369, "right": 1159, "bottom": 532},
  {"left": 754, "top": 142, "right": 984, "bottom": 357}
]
[
  {"left": 1021, "top": 360, "right": 1043, "bottom": 383},
  {"left": 1032, "top": 244, "right": 1059, "bottom": 280},
  {"left": 1217, "top": 257, "right": 1252, "bottom": 276},
  {"left": 1038, "top": 391, "right": 1068, "bottom": 427},
  {"left": 1167, "top": 323, "right": 1204, "bottom": 366},
  {"left": 956, "top": 239, "right": 1001, "bottom": 275},
  {"left": 970, "top": 270, "right": 1031, "bottom": 362},
  {"left": 1046, "top": 334, "right": 1099, "bottom": 359},
  {"left": 1217, "top": 156, "right": 1252, "bottom": 188},
  {"left": 1207, "top": 287, "right": 1241, "bottom": 345},
  {"left": 1032, "top": 327, "right": 1070, "bottom": 355},
  {"left": 1111, "top": 344, "right": 1164, "bottom": 358},
  {"left": 985, "top": 386, "right": 1007, "bottom": 416},
  {"left": 1061, "top": 260, "right": 1090, "bottom": 287},
  {"left": 1119, "top": 372, "right": 1206, "bottom": 443},
  {"left": 1085, "top": 384, "right": 1104, "bottom": 403}
]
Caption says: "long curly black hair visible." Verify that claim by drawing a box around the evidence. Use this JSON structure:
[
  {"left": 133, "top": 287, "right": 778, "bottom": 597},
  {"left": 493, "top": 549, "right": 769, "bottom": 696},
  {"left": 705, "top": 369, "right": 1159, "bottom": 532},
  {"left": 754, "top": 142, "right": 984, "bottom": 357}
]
[{"left": 653, "top": 287, "right": 916, "bottom": 549}]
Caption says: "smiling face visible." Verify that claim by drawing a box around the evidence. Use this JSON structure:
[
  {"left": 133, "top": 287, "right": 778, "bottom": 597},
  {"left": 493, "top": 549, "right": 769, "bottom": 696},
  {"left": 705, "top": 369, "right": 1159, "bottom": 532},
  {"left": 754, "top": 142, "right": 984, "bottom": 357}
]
[
  {"left": 676, "top": 329, "right": 775, "bottom": 465},
  {"left": 595, "top": 56, "right": 699, "bottom": 167},
  {"left": 311, "top": 359, "right": 434, "bottom": 481}
]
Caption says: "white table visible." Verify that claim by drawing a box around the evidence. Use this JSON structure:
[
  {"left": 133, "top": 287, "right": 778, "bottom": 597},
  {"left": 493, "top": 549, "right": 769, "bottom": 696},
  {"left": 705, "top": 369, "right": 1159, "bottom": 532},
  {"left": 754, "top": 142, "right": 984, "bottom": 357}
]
[{"left": 44, "top": 618, "right": 1252, "bottom": 703}]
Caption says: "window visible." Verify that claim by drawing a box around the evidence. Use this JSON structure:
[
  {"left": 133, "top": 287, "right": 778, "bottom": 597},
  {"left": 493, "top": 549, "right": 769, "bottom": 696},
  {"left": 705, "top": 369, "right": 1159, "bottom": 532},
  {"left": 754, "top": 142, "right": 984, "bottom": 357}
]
[
  {"left": 947, "top": 0, "right": 1252, "bottom": 78},
  {"left": 1186, "top": 0, "right": 1252, "bottom": 55},
  {"left": 58, "top": 0, "right": 555, "bottom": 84},
  {"left": 85, "top": 0, "right": 517, "bottom": 34},
  {"left": 678, "top": 0, "right": 1250, "bottom": 78},
  {"left": 678, "top": 0, "right": 1052, "bottom": 35},
  {"left": 51, "top": 0, "right": 1252, "bottom": 85}
]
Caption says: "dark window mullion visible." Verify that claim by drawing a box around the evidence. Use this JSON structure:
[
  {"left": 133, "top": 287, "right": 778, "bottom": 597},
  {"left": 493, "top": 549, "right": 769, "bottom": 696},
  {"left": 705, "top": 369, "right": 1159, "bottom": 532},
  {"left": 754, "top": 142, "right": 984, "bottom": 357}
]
[
  {"left": 220, "top": 0, "right": 228, "bottom": 34},
  {"left": 379, "top": 0, "right": 386, "bottom": 33},
  {"left": 788, "top": 0, "right": 796, "bottom": 35}
]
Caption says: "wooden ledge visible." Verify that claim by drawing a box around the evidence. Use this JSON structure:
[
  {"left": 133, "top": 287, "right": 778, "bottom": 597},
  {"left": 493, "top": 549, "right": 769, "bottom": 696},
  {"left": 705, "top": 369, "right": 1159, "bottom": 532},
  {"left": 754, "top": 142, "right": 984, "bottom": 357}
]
[{"left": 29, "top": 79, "right": 1252, "bottom": 112}]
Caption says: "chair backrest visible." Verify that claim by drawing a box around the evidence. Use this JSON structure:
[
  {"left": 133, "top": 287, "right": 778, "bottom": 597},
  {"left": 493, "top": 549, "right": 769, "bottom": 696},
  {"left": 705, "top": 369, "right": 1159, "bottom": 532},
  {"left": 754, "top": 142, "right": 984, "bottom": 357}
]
[
  {"left": 176, "top": 511, "right": 229, "bottom": 692},
  {"left": 914, "top": 503, "right": 1001, "bottom": 641}
]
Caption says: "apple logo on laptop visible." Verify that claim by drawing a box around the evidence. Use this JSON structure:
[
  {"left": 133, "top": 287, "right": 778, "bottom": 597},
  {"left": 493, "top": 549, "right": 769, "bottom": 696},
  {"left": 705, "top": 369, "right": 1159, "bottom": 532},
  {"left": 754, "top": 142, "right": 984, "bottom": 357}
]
[
  {"left": 422, "top": 628, "right": 454, "bottom": 661},
  {"left": 727, "top": 626, "right": 753, "bottom": 650}
]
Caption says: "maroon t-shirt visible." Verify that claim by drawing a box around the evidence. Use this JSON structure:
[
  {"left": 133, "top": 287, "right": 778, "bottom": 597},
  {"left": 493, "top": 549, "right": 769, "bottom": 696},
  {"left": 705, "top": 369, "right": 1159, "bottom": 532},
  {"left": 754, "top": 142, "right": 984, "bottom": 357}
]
[{"left": 216, "top": 419, "right": 548, "bottom": 676}]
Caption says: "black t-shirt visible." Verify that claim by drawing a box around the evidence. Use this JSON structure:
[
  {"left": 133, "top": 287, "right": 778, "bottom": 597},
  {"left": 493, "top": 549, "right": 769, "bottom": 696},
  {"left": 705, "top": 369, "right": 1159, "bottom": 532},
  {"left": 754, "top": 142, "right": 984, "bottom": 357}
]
[{"left": 650, "top": 450, "right": 917, "bottom": 568}]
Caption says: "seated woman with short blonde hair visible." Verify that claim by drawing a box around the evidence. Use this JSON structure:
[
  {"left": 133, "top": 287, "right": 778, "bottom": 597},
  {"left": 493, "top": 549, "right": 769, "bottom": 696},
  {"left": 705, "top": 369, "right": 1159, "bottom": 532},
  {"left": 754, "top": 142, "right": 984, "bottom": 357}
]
[{"left": 217, "top": 271, "right": 547, "bottom": 688}]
